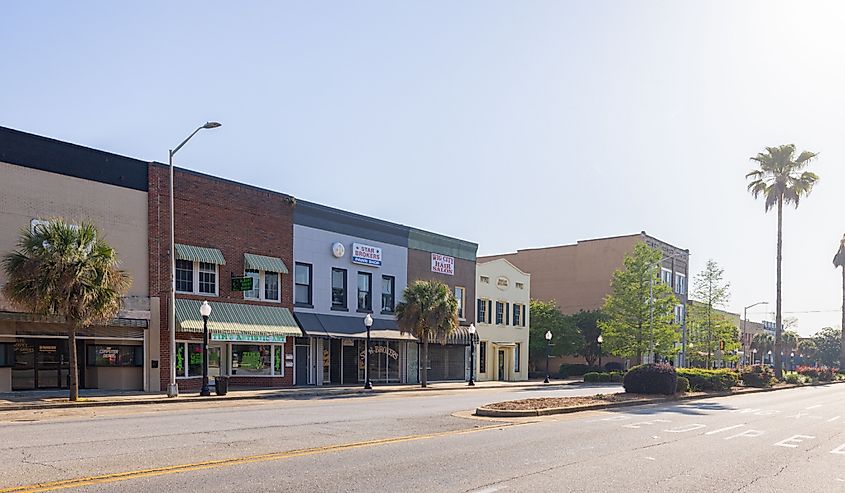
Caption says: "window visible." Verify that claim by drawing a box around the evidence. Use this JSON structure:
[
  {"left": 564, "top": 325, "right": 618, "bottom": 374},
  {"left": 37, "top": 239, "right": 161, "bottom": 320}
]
[
  {"left": 332, "top": 268, "right": 347, "bottom": 309},
  {"left": 244, "top": 269, "right": 260, "bottom": 299},
  {"left": 521, "top": 304, "right": 527, "bottom": 327},
  {"left": 231, "top": 345, "right": 272, "bottom": 376},
  {"left": 486, "top": 300, "right": 493, "bottom": 324},
  {"left": 513, "top": 303, "right": 521, "bottom": 326},
  {"left": 515, "top": 282, "right": 524, "bottom": 290},
  {"left": 454, "top": 287, "right": 465, "bottom": 320},
  {"left": 188, "top": 343, "right": 204, "bottom": 377},
  {"left": 515, "top": 343, "right": 521, "bottom": 373},
  {"left": 480, "top": 276, "right": 490, "bottom": 284},
  {"left": 198, "top": 262, "right": 217, "bottom": 294},
  {"left": 295, "top": 263, "right": 312, "bottom": 306},
  {"left": 674, "top": 304, "right": 684, "bottom": 325},
  {"left": 382, "top": 275, "right": 395, "bottom": 313},
  {"left": 0, "top": 343, "right": 13, "bottom": 367},
  {"left": 477, "top": 299, "right": 487, "bottom": 324},
  {"left": 479, "top": 341, "right": 487, "bottom": 373},
  {"left": 675, "top": 274, "right": 686, "bottom": 295},
  {"left": 174, "top": 341, "right": 285, "bottom": 378},
  {"left": 175, "top": 259, "right": 193, "bottom": 293},
  {"left": 176, "top": 260, "right": 218, "bottom": 295},
  {"left": 264, "top": 271, "right": 280, "bottom": 301},
  {"left": 495, "top": 302, "right": 504, "bottom": 325},
  {"left": 660, "top": 268, "right": 672, "bottom": 285},
  {"left": 86, "top": 345, "right": 143, "bottom": 367},
  {"left": 357, "top": 272, "right": 372, "bottom": 311}
]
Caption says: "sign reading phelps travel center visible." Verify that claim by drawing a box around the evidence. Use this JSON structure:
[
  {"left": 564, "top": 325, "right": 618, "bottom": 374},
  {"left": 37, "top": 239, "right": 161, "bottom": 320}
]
[
  {"left": 352, "top": 243, "right": 382, "bottom": 266},
  {"left": 431, "top": 253, "right": 455, "bottom": 275}
]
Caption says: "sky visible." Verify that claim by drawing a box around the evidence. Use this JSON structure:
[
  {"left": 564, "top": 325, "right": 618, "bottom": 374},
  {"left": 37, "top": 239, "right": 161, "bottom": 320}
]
[{"left": 2, "top": 1, "right": 844, "bottom": 336}]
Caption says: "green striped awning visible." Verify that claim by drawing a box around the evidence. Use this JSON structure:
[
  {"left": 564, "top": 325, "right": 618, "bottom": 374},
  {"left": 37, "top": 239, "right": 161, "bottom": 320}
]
[
  {"left": 175, "top": 299, "right": 301, "bottom": 339},
  {"left": 174, "top": 244, "right": 226, "bottom": 265},
  {"left": 244, "top": 253, "right": 288, "bottom": 274}
]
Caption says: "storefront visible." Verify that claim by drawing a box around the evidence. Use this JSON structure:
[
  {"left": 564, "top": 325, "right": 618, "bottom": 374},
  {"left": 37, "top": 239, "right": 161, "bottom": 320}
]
[{"left": 173, "top": 299, "right": 301, "bottom": 389}]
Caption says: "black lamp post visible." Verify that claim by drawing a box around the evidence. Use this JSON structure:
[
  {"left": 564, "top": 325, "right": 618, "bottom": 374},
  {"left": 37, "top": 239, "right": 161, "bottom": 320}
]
[
  {"left": 597, "top": 334, "right": 603, "bottom": 370},
  {"left": 199, "top": 301, "right": 212, "bottom": 396},
  {"left": 468, "top": 323, "right": 476, "bottom": 386},
  {"left": 364, "top": 313, "right": 373, "bottom": 389},
  {"left": 544, "top": 330, "right": 552, "bottom": 383}
]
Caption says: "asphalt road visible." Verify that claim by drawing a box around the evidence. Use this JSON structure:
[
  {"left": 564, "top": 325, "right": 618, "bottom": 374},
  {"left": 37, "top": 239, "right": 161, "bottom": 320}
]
[{"left": 3, "top": 383, "right": 845, "bottom": 492}]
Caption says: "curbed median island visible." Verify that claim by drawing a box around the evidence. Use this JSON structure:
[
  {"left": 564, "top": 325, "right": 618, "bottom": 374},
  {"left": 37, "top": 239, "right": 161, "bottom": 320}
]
[{"left": 475, "top": 392, "right": 692, "bottom": 417}]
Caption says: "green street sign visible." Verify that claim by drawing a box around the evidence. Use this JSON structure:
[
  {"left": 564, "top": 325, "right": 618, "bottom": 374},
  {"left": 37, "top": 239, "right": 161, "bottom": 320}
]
[{"left": 231, "top": 276, "right": 254, "bottom": 292}]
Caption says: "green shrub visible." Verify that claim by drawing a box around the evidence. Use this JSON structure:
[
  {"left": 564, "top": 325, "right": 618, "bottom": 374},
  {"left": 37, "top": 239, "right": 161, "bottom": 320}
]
[
  {"left": 609, "top": 371, "right": 624, "bottom": 383},
  {"left": 583, "top": 372, "right": 602, "bottom": 383},
  {"left": 676, "top": 376, "right": 690, "bottom": 393},
  {"left": 623, "top": 363, "right": 677, "bottom": 395},
  {"left": 784, "top": 373, "right": 801, "bottom": 385},
  {"left": 559, "top": 364, "right": 601, "bottom": 378},
  {"left": 676, "top": 368, "right": 738, "bottom": 391},
  {"left": 741, "top": 365, "right": 774, "bottom": 388}
]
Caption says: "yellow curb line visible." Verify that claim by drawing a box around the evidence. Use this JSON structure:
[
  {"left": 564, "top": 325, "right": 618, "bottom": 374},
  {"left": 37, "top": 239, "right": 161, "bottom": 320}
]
[{"left": 0, "top": 422, "right": 521, "bottom": 493}]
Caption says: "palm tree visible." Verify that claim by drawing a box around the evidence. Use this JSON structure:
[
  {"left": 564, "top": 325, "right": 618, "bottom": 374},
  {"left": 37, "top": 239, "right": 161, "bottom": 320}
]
[
  {"left": 746, "top": 144, "right": 819, "bottom": 379},
  {"left": 2, "top": 220, "right": 130, "bottom": 401},
  {"left": 395, "top": 279, "right": 458, "bottom": 388},
  {"left": 751, "top": 333, "right": 773, "bottom": 365},
  {"left": 798, "top": 338, "right": 818, "bottom": 367},
  {"left": 833, "top": 235, "right": 845, "bottom": 367}
]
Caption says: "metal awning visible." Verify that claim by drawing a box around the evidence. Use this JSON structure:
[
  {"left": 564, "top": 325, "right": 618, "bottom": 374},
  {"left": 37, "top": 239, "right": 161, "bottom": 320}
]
[
  {"left": 426, "top": 325, "right": 474, "bottom": 345},
  {"left": 294, "top": 312, "right": 416, "bottom": 341},
  {"left": 244, "top": 253, "right": 288, "bottom": 274},
  {"left": 175, "top": 299, "right": 301, "bottom": 340},
  {"left": 175, "top": 244, "right": 226, "bottom": 265}
]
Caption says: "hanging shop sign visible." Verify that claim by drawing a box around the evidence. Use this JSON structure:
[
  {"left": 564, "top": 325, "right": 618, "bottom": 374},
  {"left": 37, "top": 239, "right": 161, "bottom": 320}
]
[
  {"left": 351, "top": 243, "right": 382, "bottom": 266},
  {"left": 430, "top": 253, "right": 455, "bottom": 275},
  {"left": 211, "top": 333, "right": 287, "bottom": 343},
  {"left": 231, "top": 276, "right": 254, "bottom": 292}
]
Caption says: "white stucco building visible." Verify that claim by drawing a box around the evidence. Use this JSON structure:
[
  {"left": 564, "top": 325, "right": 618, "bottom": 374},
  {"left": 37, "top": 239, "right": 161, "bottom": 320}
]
[{"left": 473, "top": 259, "right": 530, "bottom": 382}]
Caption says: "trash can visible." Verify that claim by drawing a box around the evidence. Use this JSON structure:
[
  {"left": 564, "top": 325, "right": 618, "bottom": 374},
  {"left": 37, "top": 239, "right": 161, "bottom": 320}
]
[{"left": 215, "top": 376, "right": 229, "bottom": 396}]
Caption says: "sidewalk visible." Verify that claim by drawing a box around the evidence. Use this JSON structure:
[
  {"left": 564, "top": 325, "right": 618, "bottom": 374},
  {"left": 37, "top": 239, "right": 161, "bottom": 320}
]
[{"left": 0, "top": 379, "right": 584, "bottom": 412}]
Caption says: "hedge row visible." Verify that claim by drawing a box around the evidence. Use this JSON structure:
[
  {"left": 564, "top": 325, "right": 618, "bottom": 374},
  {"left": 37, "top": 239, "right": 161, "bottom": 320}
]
[
  {"left": 583, "top": 371, "right": 624, "bottom": 383},
  {"left": 676, "top": 368, "right": 739, "bottom": 391},
  {"left": 623, "top": 364, "right": 677, "bottom": 395}
]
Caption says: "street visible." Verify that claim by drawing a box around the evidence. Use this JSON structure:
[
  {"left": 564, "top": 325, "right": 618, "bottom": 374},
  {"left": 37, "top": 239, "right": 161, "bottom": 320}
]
[{"left": 2, "top": 384, "right": 845, "bottom": 492}]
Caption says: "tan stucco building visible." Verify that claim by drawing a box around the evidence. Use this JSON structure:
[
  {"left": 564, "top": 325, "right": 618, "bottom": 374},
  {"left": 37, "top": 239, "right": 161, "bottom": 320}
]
[
  {"left": 0, "top": 127, "right": 157, "bottom": 392},
  {"left": 473, "top": 259, "right": 530, "bottom": 381}
]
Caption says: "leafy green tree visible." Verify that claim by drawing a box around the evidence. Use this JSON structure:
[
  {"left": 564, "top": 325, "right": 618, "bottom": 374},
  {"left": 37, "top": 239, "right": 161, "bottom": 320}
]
[
  {"left": 2, "top": 220, "right": 130, "bottom": 401},
  {"left": 395, "top": 279, "right": 458, "bottom": 388},
  {"left": 599, "top": 243, "right": 679, "bottom": 364},
  {"left": 812, "top": 327, "right": 841, "bottom": 367},
  {"left": 746, "top": 144, "right": 819, "bottom": 378},
  {"left": 527, "top": 300, "right": 580, "bottom": 371},
  {"left": 572, "top": 310, "right": 605, "bottom": 367},
  {"left": 687, "top": 311, "right": 739, "bottom": 368},
  {"left": 687, "top": 260, "right": 732, "bottom": 368},
  {"left": 798, "top": 338, "right": 818, "bottom": 365}
]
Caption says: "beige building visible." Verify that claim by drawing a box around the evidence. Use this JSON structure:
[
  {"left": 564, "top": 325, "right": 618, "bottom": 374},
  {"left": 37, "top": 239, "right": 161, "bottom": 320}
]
[
  {"left": 473, "top": 259, "right": 530, "bottom": 382},
  {"left": 0, "top": 127, "right": 156, "bottom": 392}
]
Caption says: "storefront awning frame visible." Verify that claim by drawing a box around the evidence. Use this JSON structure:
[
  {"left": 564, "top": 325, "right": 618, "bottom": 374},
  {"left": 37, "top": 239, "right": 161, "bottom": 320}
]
[{"left": 175, "top": 299, "right": 301, "bottom": 338}]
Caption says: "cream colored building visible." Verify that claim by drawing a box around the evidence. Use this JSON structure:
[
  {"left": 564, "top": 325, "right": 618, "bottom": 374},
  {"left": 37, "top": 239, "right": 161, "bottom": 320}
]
[
  {"left": 473, "top": 259, "right": 530, "bottom": 382},
  {"left": 0, "top": 127, "right": 157, "bottom": 392}
]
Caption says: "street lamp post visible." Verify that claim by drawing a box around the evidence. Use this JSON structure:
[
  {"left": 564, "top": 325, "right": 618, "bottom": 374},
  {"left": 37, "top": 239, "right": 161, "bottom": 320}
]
[
  {"left": 544, "top": 330, "right": 552, "bottom": 383},
  {"left": 167, "top": 121, "right": 221, "bottom": 398},
  {"left": 364, "top": 314, "right": 373, "bottom": 389},
  {"left": 199, "top": 301, "right": 212, "bottom": 397},
  {"left": 752, "top": 348, "right": 758, "bottom": 365},
  {"left": 597, "top": 335, "right": 603, "bottom": 369},
  {"left": 767, "top": 350, "right": 772, "bottom": 366},
  {"left": 468, "top": 324, "right": 476, "bottom": 386}
]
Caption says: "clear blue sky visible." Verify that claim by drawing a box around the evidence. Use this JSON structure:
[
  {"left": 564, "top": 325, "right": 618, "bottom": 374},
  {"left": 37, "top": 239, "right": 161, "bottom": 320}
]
[{"left": 2, "top": 1, "right": 843, "bottom": 335}]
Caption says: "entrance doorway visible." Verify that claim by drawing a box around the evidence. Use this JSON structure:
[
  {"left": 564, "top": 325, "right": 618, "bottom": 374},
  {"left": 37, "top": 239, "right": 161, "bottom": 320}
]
[
  {"left": 497, "top": 350, "right": 506, "bottom": 381},
  {"left": 12, "top": 339, "right": 72, "bottom": 390},
  {"left": 295, "top": 340, "right": 310, "bottom": 385},
  {"left": 208, "top": 344, "right": 224, "bottom": 385}
]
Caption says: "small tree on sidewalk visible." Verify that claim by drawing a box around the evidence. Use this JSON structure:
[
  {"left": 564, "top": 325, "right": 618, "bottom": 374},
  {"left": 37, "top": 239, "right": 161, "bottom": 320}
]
[
  {"left": 2, "top": 219, "right": 130, "bottom": 401},
  {"left": 687, "top": 260, "right": 732, "bottom": 368}
]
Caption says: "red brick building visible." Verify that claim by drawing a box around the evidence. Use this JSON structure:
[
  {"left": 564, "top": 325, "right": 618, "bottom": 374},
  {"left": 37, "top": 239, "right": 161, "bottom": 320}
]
[{"left": 148, "top": 164, "right": 300, "bottom": 391}]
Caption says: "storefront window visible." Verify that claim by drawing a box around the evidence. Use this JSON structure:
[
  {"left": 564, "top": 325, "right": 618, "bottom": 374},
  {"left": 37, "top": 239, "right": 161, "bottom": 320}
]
[
  {"left": 0, "top": 343, "right": 11, "bottom": 367},
  {"left": 86, "top": 345, "right": 143, "bottom": 367},
  {"left": 244, "top": 269, "right": 260, "bottom": 299},
  {"left": 188, "top": 343, "right": 204, "bottom": 376},
  {"left": 231, "top": 345, "right": 271, "bottom": 376},
  {"left": 175, "top": 344, "right": 185, "bottom": 376}
]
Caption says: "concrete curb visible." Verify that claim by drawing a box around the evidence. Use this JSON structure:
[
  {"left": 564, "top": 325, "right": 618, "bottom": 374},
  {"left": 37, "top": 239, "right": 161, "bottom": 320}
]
[
  {"left": 0, "top": 380, "right": 586, "bottom": 412},
  {"left": 474, "top": 380, "right": 845, "bottom": 418}
]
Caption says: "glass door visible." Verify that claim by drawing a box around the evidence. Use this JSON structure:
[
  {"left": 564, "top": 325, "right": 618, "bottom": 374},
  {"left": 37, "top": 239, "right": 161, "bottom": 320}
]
[{"left": 208, "top": 344, "right": 224, "bottom": 383}]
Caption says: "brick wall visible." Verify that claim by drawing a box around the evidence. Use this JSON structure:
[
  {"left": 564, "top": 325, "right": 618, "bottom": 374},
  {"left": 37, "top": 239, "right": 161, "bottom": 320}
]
[
  {"left": 407, "top": 249, "right": 476, "bottom": 325},
  {"left": 148, "top": 164, "right": 295, "bottom": 390}
]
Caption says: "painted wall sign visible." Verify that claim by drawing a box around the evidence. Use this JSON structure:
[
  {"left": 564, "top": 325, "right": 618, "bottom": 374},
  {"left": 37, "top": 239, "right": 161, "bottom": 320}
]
[
  {"left": 211, "top": 333, "right": 287, "bottom": 343},
  {"left": 496, "top": 276, "right": 509, "bottom": 290},
  {"left": 351, "top": 243, "right": 382, "bottom": 266},
  {"left": 361, "top": 345, "right": 399, "bottom": 360},
  {"left": 431, "top": 253, "right": 455, "bottom": 275}
]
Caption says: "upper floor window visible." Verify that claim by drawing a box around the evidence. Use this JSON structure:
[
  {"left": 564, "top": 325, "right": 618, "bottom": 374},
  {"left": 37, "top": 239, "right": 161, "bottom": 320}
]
[
  {"left": 480, "top": 276, "right": 490, "bottom": 284},
  {"left": 675, "top": 274, "right": 686, "bottom": 295},
  {"left": 357, "top": 272, "right": 372, "bottom": 311},
  {"left": 495, "top": 301, "right": 505, "bottom": 325},
  {"left": 660, "top": 268, "right": 672, "bottom": 285},
  {"left": 175, "top": 259, "right": 218, "bottom": 296},
  {"left": 295, "top": 263, "right": 312, "bottom": 306},
  {"left": 515, "top": 282, "right": 524, "bottom": 290},
  {"left": 454, "top": 286, "right": 465, "bottom": 320},
  {"left": 674, "top": 304, "right": 684, "bottom": 324},
  {"left": 477, "top": 299, "right": 487, "bottom": 324},
  {"left": 513, "top": 303, "right": 522, "bottom": 326},
  {"left": 382, "top": 275, "right": 395, "bottom": 313},
  {"left": 244, "top": 269, "right": 281, "bottom": 302},
  {"left": 332, "top": 268, "right": 347, "bottom": 309}
]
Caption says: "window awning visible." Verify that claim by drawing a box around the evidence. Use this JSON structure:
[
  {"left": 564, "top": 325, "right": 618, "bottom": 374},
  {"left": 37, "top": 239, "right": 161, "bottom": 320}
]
[
  {"left": 244, "top": 253, "right": 288, "bottom": 274},
  {"left": 294, "top": 312, "right": 416, "bottom": 341},
  {"left": 175, "top": 299, "right": 301, "bottom": 340},
  {"left": 175, "top": 244, "right": 226, "bottom": 265}
]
